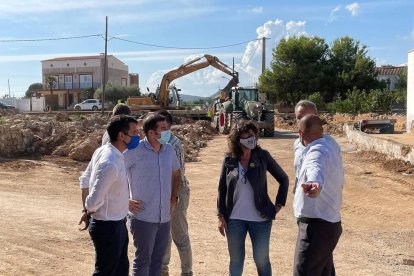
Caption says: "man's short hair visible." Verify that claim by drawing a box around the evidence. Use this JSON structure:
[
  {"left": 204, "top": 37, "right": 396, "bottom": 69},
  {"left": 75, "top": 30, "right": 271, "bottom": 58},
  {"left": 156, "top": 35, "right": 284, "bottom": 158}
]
[
  {"left": 295, "top": 100, "right": 317, "bottom": 113},
  {"left": 107, "top": 115, "right": 138, "bottom": 142},
  {"left": 112, "top": 103, "right": 131, "bottom": 116},
  {"left": 155, "top": 109, "right": 173, "bottom": 125},
  {"left": 143, "top": 114, "right": 166, "bottom": 135}
]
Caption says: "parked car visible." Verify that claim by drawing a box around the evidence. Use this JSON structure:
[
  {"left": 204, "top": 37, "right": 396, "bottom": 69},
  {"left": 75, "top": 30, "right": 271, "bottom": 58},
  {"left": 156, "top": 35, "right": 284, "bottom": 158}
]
[
  {"left": 74, "top": 99, "right": 102, "bottom": 111},
  {"left": 0, "top": 102, "right": 16, "bottom": 109}
]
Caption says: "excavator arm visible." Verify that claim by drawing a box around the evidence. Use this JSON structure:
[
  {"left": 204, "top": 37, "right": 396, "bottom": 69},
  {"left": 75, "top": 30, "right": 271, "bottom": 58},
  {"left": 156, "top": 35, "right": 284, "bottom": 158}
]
[{"left": 157, "top": 54, "right": 238, "bottom": 108}]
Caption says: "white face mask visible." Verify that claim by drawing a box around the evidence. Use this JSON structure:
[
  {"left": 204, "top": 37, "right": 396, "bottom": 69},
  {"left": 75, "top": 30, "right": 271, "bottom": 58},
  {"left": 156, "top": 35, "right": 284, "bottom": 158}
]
[{"left": 240, "top": 136, "right": 256, "bottom": 149}]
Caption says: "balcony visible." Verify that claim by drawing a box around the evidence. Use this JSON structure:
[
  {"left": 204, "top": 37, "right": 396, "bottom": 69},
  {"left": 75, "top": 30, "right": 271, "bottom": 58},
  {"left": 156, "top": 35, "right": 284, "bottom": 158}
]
[{"left": 53, "top": 82, "right": 102, "bottom": 90}]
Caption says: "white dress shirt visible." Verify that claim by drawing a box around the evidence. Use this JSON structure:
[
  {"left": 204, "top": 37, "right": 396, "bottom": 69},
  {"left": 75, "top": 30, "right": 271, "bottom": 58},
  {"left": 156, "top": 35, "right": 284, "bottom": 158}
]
[
  {"left": 80, "top": 143, "right": 129, "bottom": 221},
  {"left": 293, "top": 137, "right": 344, "bottom": 223},
  {"left": 293, "top": 134, "right": 341, "bottom": 192}
]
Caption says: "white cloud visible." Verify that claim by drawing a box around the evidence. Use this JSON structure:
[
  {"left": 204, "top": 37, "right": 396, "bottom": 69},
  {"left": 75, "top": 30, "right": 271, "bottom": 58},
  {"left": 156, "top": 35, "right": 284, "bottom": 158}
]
[
  {"left": 329, "top": 5, "right": 341, "bottom": 22},
  {"left": 238, "top": 19, "right": 307, "bottom": 85},
  {"left": 345, "top": 2, "right": 360, "bottom": 16},
  {"left": 238, "top": 6, "right": 263, "bottom": 15},
  {"left": 251, "top": 7, "right": 263, "bottom": 14}
]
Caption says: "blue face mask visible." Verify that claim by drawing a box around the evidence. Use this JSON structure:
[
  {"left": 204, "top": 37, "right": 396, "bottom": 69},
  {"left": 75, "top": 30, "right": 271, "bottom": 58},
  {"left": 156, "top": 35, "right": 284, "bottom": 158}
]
[
  {"left": 126, "top": 135, "right": 140, "bottom": 150},
  {"left": 157, "top": 130, "right": 171, "bottom": 144}
]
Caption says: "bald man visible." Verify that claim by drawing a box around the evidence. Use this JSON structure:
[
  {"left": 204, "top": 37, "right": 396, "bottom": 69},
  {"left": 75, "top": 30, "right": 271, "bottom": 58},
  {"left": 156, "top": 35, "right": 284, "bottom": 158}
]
[
  {"left": 293, "top": 100, "right": 341, "bottom": 194},
  {"left": 293, "top": 114, "right": 344, "bottom": 276}
]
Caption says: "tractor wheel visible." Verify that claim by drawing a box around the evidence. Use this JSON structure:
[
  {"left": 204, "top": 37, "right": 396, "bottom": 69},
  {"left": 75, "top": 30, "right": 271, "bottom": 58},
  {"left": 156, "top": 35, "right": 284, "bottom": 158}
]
[
  {"left": 218, "top": 110, "right": 230, "bottom": 134},
  {"left": 263, "top": 111, "right": 275, "bottom": 137},
  {"left": 232, "top": 111, "right": 243, "bottom": 125}
]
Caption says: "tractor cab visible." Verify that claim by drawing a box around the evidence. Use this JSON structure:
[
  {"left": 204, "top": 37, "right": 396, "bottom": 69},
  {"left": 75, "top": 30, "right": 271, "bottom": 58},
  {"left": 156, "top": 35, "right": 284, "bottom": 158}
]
[{"left": 231, "top": 87, "right": 259, "bottom": 110}]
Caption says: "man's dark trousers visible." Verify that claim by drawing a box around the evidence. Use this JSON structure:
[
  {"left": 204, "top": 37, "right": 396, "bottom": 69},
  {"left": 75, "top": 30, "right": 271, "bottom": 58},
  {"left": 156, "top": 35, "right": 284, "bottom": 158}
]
[
  {"left": 293, "top": 219, "right": 342, "bottom": 276},
  {"left": 89, "top": 218, "right": 129, "bottom": 276}
]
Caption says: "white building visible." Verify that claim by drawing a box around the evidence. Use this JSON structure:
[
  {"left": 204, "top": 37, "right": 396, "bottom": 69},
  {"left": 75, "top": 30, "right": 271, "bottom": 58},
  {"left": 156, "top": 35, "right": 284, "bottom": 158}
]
[
  {"left": 375, "top": 65, "right": 406, "bottom": 91},
  {"left": 407, "top": 50, "right": 414, "bottom": 133}
]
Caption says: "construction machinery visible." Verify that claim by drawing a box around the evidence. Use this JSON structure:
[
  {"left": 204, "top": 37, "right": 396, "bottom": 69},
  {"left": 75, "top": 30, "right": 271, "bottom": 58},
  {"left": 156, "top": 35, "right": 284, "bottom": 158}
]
[
  {"left": 126, "top": 54, "right": 238, "bottom": 114},
  {"left": 211, "top": 86, "right": 275, "bottom": 137}
]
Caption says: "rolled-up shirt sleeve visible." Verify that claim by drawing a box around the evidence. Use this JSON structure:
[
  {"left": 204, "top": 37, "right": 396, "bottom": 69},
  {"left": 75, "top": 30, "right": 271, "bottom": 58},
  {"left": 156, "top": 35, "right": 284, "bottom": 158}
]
[
  {"left": 79, "top": 161, "right": 92, "bottom": 189},
  {"left": 304, "top": 147, "right": 327, "bottom": 189},
  {"left": 85, "top": 162, "right": 118, "bottom": 212}
]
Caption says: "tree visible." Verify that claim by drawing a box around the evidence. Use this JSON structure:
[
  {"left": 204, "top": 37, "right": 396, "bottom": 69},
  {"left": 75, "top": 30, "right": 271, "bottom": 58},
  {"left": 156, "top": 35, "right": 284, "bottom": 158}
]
[
  {"left": 329, "top": 36, "right": 380, "bottom": 99},
  {"left": 45, "top": 76, "right": 57, "bottom": 96},
  {"left": 80, "top": 88, "right": 95, "bottom": 101},
  {"left": 95, "top": 85, "right": 140, "bottom": 103},
  {"left": 259, "top": 36, "right": 331, "bottom": 105},
  {"left": 395, "top": 66, "right": 407, "bottom": 90},
  {"left": 25, "top": 83, "right": 43, "bottom": 98}
]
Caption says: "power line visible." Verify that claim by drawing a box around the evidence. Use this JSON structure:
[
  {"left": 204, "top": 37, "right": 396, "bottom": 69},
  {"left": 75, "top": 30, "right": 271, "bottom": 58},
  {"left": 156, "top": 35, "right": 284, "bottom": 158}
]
[
  {"left": 241, "top": 40, "right": 260, "bottom": 70},
  {"left": 0, "top": 34, "right": 103, "bottom": 43},
  {"left": 109, "top": 36, "right": 259, "bottom": 50}
]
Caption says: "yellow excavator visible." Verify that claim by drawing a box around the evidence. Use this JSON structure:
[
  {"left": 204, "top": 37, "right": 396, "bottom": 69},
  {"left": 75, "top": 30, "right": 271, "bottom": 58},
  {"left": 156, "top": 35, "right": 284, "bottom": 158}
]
[{"left": 126, "top": 54, "right": 238, "bottom": 112}]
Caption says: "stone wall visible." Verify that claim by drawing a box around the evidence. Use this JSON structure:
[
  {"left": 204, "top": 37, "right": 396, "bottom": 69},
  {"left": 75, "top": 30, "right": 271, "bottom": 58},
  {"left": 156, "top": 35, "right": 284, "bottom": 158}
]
[{"left": 344, "top": 124, "right": 414, "bottom": 164}]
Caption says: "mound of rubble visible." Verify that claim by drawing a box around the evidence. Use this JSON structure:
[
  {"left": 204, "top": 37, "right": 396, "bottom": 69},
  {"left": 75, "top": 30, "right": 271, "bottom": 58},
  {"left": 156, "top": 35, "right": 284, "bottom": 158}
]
[
  {"left": 0, "top": 113, "right": 217, "bottom": 162},
  {"left": 275, "top": 112, "right": 407, "bottom": 136},
  {"left": 171, "top": 119, "right": 217, "bottom": 162}
]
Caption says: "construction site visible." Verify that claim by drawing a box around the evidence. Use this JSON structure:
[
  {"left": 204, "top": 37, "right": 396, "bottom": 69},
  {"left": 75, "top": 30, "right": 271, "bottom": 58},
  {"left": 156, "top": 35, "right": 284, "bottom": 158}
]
[
  {"left": 0, "top": 106, "right": 413, "bottom": 275},
  {"left": 0, "top": 11, "right": 414, "bottom": 276}
]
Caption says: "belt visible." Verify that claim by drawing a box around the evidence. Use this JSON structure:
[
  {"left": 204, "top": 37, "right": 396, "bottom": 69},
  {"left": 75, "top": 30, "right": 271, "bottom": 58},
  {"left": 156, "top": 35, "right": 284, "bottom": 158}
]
[{"left": 297, "top": 217, "right": 332, "bottom": 224}]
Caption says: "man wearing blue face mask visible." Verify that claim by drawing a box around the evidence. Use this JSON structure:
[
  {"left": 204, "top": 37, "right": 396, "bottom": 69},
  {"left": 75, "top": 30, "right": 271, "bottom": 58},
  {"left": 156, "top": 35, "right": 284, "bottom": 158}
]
[
  {"left": 79, "top": 103, "right": 141, "bottom": 231},
  {"left": 79, "top": 115, "right": 138, "bottom": 276},
  {"left": 124, "top": 113, "right": 181, "bottom": 276},
  {"left": 156, "top": 110, "right": 193, "bottom": 276}
]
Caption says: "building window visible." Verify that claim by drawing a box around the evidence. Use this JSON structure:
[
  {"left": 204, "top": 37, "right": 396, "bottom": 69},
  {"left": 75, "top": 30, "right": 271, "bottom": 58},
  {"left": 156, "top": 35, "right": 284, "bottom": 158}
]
[
  {"left": 50, "top": 64, "right": 53, "bottom": 67},
  {"left": 79, "top": 74, "right": 93, "bottom": 89},
  {"left": 64, "top": 75, "right": 73, "bottom": 89},
  {"left": 121, "top": 78, "right": 127, "bottom": 87}
]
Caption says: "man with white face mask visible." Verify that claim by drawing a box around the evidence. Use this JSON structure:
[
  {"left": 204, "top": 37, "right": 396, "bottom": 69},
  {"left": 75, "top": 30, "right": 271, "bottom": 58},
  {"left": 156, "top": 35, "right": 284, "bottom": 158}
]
[
  {"left": 124, "top": 114, "right": 181, "bottom": 276},
  {"left": 155, "top": 110, "right": 193, "bottom": 276}
]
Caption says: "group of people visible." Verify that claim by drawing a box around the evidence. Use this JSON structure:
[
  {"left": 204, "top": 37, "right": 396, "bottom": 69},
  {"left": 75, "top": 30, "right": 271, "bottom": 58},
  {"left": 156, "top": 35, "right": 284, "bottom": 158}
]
[
  {"left": 79, "top": 99, "right": 344, "bottom": 276},
  {"left": 79, "top": 104, "right": 192, "bottom": 276}
]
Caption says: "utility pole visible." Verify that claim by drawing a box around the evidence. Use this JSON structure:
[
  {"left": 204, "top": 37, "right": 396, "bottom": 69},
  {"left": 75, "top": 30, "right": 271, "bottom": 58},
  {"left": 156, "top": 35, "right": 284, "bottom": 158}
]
[
  {"left": 261, "top": 37, "right": 266, "bottom": 74},
  {"left": 8, "top": 79, "right": 10, "bottom": 97},
  {"left": 102, "top": 16, "right": 108, "bottom": 115}
]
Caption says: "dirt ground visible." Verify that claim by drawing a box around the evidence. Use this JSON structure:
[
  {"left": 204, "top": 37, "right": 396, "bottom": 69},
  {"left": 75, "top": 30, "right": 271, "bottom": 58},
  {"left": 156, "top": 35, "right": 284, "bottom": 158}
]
[{"left": 0, "top": 131, "right": 413, "bottom": 276}]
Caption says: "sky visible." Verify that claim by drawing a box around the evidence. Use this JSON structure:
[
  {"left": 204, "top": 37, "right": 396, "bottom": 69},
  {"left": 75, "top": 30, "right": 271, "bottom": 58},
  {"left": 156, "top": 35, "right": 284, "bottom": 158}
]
[{"left": 0, "top": 0, "right": 413, "bottom": 98}]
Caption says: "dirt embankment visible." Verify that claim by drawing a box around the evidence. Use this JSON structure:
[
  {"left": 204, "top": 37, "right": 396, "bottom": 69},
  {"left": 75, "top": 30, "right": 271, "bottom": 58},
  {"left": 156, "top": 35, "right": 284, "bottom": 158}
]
[
  {"left": 0, "top": 113, "right": 217, "bottom": 162},
  {"left": 276, "top": 112, "right": 407, "bottom": 135}
]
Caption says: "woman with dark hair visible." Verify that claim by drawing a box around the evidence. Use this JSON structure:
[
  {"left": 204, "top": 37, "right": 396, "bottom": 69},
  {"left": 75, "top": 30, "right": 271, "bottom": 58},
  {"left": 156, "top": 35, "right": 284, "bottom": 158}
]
[{"left": 217, "top": 120, "right": 289, "bottom": 276}]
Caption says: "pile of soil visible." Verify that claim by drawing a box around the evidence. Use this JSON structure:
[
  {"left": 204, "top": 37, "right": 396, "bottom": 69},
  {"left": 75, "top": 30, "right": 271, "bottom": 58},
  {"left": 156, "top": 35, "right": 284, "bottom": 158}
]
[{"left": 355, "top": 150, "right": 414, "bottom": 175}]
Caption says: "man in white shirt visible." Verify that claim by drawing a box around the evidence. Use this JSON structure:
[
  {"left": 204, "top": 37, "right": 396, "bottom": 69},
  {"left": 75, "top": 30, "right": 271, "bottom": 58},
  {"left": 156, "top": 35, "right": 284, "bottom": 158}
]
[
  {"left": 293, "top": 114, "right": 343, "bottom": 276},
  {"left": 79, "top": 103, "right": 134, "bottom": 231},
  {"left": 79, "top": 115, "right": 138, "bottom": 276},
  {"left": 293, "top": 100, "right": 341, "bottom": 193}
]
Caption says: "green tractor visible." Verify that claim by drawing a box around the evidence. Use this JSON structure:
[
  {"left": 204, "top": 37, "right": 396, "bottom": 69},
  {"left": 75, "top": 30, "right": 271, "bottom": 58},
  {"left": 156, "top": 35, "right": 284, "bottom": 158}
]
[{"left": 211, "top": 86, "right": 275, "bottom": 137}]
